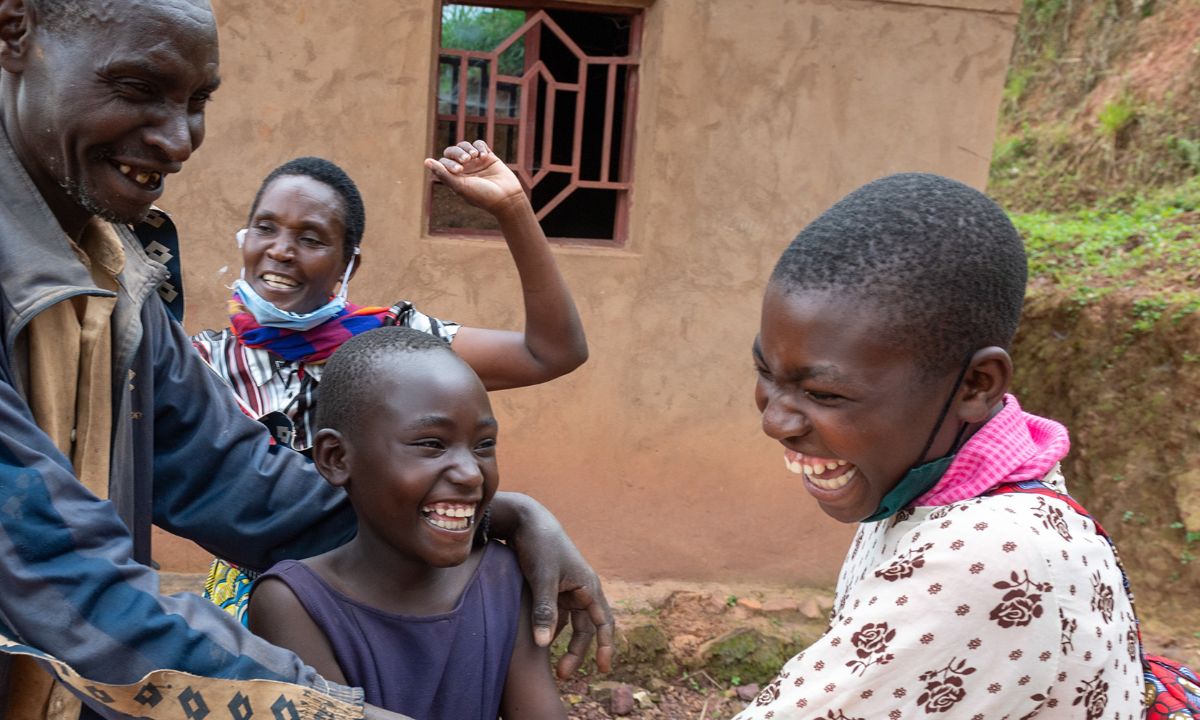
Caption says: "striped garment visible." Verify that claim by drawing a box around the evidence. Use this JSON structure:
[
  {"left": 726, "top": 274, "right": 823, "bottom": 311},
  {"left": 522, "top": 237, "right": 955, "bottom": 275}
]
[
  {"left": 192, "top": 299, "right": 459, "bottom": 450},
  {"left": 192, "top": 299, "right": 460, "bottom": 624}
]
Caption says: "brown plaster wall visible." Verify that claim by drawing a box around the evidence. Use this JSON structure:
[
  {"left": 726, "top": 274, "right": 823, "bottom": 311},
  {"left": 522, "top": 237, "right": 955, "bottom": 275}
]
[{"left": 156, "top": 0, "right": 1019, "bottom": 585}]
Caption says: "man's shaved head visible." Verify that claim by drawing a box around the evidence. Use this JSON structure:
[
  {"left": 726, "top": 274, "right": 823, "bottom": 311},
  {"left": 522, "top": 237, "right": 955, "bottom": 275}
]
[{"left": 32, "top": 0, "right": 214, "bottom": 33}]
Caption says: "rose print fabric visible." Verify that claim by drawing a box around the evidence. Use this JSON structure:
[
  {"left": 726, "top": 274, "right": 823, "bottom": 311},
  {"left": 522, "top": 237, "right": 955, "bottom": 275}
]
[{"left": 735, "top": 467, "right": 1142, "bottom": 719}]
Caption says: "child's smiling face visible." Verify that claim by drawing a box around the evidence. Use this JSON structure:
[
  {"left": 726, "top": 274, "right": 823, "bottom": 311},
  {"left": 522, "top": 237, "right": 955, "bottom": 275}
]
[
  {"left": 341, "top": 354, "right": 499, "bottom": 568},
  {"left": 754, "top": 282, "right": 964, "bottom": 523}
]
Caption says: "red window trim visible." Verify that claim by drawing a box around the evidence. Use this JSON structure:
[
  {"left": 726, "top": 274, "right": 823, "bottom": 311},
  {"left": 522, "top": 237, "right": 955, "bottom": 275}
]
[{"left": 427, "top": 1, "right": 643, "bottom": 245}]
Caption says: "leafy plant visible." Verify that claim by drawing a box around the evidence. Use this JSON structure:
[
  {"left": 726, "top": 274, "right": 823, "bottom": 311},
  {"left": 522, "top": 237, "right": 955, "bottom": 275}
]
[
  {"left": 1002, "top": 69, "right": 1035, "bottom": 112},
  {"left": 1130, "top": 297, "right": 1168, "bottom": 332},
  {"left": 1167, "top": 136, "right": 1200, "bottom": 173},
  {"left": 441, "top": 4, "right": 526, "bottom": 74},
  {"left": 1098, "top": 96, "right": 1138, "bottom": 140}
]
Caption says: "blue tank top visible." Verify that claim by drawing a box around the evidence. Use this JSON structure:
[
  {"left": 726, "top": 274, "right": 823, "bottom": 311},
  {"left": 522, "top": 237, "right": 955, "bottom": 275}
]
[{"left": 259, "top": 542, "right": 523, "bottom": 719}]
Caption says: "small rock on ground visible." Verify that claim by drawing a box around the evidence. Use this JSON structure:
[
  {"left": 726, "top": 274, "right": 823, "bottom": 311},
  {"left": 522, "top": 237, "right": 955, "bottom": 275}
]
[{"left": 610, "top": 685, "right": 635, "bottom": 716}]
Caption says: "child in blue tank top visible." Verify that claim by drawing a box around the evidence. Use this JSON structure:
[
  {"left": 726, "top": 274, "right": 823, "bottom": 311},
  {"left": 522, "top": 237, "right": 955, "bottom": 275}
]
[{"left": 247, "top": 326, "right": 567, "bottom": 719}]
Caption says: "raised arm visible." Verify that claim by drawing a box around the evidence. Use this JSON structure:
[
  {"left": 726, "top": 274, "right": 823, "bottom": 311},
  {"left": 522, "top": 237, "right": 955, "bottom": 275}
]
[{"left": 424, "top": 140, "right": 588, "bottom": 391}]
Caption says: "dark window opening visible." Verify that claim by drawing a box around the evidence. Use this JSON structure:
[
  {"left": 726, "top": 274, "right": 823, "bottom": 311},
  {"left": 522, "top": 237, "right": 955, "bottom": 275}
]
[{"left": 430, "top": 2, "right": 642, "bottom": 244}]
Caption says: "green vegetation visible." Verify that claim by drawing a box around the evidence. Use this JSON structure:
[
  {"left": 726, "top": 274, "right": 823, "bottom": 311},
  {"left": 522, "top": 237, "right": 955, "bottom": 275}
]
[
  {"left": 1014, "top": 177, "right": 1200, "bottom": 305},
  {"left": 1167, "top": 136, "right": 1200, "bottom": 174},
  {"left": 997, "top": 0, "right": 1200, "bottom": 638},
  {"left": 990, "top": 0, "right": 1200, "bottom": 212},
  {"left": 441, "top": 4, "right": 526, "bottom": 74},
  {"left": 1097, "top": 95, "right": 1138, "bottom": 140}
]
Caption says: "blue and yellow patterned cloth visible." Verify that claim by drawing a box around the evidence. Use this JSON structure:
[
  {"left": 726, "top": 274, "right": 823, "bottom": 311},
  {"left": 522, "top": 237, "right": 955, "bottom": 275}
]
[{"left": 202, "top": 558, "right": 257, "bottom": 626}]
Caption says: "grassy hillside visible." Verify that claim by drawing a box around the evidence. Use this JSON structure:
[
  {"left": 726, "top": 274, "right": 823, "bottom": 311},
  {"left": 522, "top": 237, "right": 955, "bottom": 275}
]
[
  {"left": 994, "top": 0, "right": 1200, "bottom": 634},
  {"left": 990, "top": 0, "right": 1200, "bottom": 213}
]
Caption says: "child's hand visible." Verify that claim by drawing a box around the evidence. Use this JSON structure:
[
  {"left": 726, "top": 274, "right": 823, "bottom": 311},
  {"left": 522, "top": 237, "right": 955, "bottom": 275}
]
[{"left": 424, "top": 140, "right": 526, "bottom": 214}]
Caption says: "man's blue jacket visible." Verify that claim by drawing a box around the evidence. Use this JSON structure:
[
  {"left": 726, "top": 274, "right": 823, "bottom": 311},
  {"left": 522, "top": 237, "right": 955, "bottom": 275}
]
[{"left": 0, "top": 127, "right": 360, "bottom": 710}]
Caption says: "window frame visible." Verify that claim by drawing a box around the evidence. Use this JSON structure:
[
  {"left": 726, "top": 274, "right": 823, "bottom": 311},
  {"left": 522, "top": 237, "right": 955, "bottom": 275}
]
[{"left": 426, "top": 0, "right": 645, "bottom": 246}]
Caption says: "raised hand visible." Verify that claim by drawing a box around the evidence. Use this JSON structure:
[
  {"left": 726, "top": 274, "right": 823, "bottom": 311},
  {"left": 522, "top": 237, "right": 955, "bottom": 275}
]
[{"left": 424, "top": 139, "right": 525, "bottom": 214}]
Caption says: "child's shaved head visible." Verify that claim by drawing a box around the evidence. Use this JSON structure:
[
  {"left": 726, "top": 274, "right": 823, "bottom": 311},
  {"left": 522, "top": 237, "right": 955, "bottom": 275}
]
[
  {"left": 770, "top": 173, "right": 1027, "bottom": 377},
  {"left": 316, "top": 327, "right": 460, "bottom": 436}
]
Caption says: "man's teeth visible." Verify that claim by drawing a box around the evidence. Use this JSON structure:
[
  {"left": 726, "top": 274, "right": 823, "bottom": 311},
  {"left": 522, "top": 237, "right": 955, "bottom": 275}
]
[{"left": 117, "top": 164, "right": 162, "bottom": 187}]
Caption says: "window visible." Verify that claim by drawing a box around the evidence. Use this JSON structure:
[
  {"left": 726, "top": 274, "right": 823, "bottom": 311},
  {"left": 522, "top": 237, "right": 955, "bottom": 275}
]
[{"left": 430, "top": 2, "right": 643, "bottom": 245}]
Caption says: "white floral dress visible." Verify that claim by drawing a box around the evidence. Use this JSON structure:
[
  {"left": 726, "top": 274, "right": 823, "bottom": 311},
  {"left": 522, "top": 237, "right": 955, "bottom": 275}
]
[{"left": 736, "top": 469, "right": 1143, "bottom": 719}]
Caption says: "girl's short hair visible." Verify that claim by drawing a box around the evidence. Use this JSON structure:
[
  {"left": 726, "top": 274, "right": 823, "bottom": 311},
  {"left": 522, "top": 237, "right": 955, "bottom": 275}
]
[{"left": 771, "top": 173, "right": 1027, "bottom": 378}]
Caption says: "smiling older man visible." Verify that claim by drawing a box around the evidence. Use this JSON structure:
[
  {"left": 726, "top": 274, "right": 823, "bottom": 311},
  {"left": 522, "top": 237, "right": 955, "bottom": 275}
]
[{"left": 0, "top": 2, "right": 611, "bottom": 719}]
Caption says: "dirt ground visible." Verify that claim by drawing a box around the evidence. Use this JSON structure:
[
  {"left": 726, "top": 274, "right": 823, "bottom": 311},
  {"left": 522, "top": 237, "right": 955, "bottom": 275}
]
[{"left": 159, "top": 573, "right": 1200, "bottom": 719}]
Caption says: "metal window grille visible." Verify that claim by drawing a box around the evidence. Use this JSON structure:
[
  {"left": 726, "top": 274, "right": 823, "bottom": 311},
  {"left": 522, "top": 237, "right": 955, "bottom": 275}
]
[{"left": 430, "top": 3, "right": 642, "bottom": 244}]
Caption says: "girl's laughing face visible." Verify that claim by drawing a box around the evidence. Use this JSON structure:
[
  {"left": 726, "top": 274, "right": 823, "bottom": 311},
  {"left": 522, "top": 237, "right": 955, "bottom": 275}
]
[{"left": 753, "top": 283, "right": 964, "bottom": 523}]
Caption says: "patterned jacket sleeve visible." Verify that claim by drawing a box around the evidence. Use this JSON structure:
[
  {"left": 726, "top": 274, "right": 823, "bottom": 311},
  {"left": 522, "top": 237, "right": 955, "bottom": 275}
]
[
  {"left": 733, "top": 513, "right": 1065, "bottom": 719},
  {"left": 149, "top": 301, "right": 358, "bottom": 572}
]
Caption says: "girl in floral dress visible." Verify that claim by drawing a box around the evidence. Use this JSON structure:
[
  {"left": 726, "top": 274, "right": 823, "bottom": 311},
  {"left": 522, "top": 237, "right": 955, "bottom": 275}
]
[{"left": 741, "top": 173, "right": 1142, "bottom": 719}]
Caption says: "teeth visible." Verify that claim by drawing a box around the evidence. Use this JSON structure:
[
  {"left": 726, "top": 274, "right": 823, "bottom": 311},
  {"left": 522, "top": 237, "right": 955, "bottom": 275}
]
[
  {"left": 785, "top": 452, "right": 856, "bottom": 489},
  {"left": 422, "top": 504, "right": 476, "bottom": 532},
  {"left": 426, "top": 516, "right": 470, "bottom": 531},
  {"left": 262, "top": 273, "right": 298, "bottom": 288},
  {"left": 117, "top": 164, "right": 161, "bottom": 187},
  {"left": 421, "top": 504, "right": 476, "bottom": 519},
  {"left": 807, "top": 467, "right": 857, "bottom": 491}
]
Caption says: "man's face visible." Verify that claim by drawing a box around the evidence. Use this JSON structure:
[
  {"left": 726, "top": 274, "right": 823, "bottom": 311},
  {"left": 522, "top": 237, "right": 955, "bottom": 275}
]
[
  {"left": 753, "top": 282, "right": 960, "bottom": 523},
  {"left": 8, "top": 0, "right": 219, "bottom": 226}
]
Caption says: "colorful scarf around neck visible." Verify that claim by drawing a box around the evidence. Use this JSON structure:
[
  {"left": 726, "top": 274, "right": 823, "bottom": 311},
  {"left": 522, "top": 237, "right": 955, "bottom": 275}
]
[
  {"left": 913, "top": 393, "right": 1071, "bottom": 508},
  {"left": 229, "top": 291, "right": 394, "bottom": 364}
]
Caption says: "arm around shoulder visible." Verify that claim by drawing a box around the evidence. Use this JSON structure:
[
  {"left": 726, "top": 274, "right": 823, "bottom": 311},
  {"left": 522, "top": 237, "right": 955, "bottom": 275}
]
[
  {"left": 0, "top": 339, "right": 323, "bottom": 691},
  {"left": 147, "top": 302, "right": 357, "bottom": 571}
]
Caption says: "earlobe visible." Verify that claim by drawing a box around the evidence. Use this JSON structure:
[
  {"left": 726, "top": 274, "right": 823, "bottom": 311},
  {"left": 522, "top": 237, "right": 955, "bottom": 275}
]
[
  {"left": 957, "top": 347, "right": 1013, "bottom": 424},
  {"left": 312, "top": 429, "right": 351, "bottom": 489},
  {"left": 0, "top": 0, "right": 32, "bottom": 73}
]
